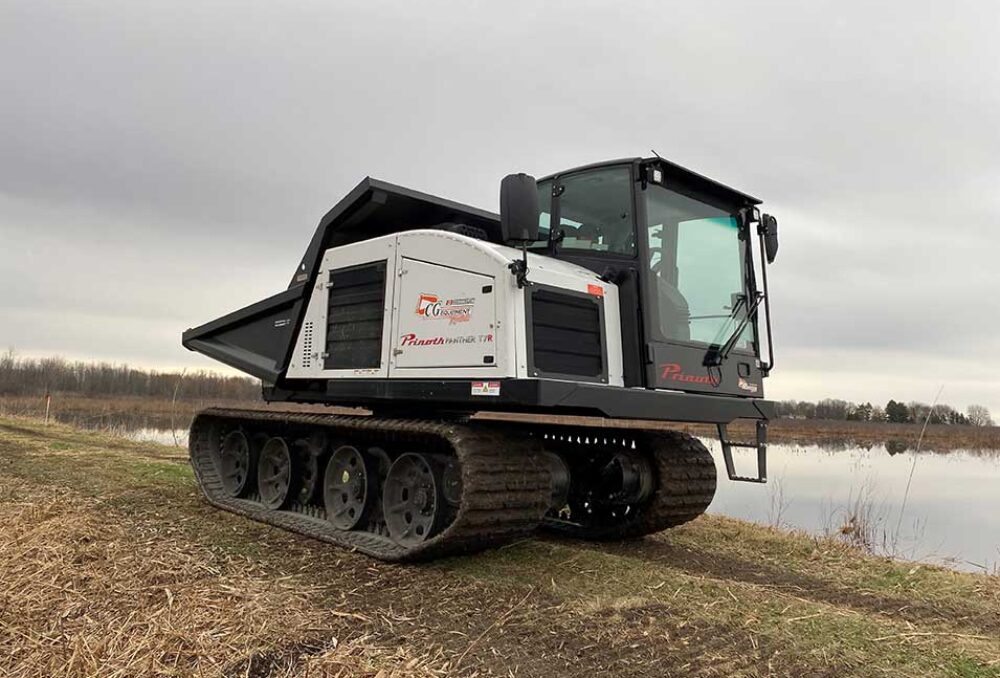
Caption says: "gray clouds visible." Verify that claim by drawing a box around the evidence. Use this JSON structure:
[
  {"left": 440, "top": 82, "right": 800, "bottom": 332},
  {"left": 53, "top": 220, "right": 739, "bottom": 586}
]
[{"left": 1, "top": 0, "right": 998, "bottom": 411}]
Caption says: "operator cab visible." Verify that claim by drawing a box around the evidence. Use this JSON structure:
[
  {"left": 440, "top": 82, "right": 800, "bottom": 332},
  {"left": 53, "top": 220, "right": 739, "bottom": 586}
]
[{"left": 530, "top": 157, "right": 778, "bottom": 398}]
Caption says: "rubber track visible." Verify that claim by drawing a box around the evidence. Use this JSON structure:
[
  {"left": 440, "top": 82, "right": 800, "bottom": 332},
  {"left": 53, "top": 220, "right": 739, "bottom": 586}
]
[
  {"left": 542, "top": 429, "right": 717, "bottom": 540},
  {"left": 189, "top": 408, "right": 552, "bottom": 562}
]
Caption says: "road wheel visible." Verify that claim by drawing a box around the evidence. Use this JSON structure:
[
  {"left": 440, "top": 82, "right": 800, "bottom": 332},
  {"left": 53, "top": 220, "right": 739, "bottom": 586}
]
[
  {"left": 257, "top": 437, "right": 301, "bottom": 510},
  {"left": 383, "top": 452, "right": 442, "bottom": 547}
]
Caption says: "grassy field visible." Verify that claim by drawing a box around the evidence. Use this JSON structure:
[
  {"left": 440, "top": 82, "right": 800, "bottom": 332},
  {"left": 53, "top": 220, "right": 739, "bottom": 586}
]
[{"left": 1, "top": 415, "right": 998, "bottom": 677}]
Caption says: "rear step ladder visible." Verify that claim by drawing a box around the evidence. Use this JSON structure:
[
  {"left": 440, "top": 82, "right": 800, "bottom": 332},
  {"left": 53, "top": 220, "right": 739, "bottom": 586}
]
[{"left": 717, "top": 421, "right": 768, "bottom": 483}]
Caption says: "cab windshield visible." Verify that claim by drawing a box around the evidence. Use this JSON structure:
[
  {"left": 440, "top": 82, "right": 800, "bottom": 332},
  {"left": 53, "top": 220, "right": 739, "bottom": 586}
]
[{"left": 645, "top": 183, "right": 752, "bottom": 350}]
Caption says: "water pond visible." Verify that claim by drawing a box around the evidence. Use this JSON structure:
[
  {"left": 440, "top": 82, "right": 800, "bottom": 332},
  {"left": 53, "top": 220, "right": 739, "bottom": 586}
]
[{"left": 709, "top": 439, "right": 1000, "bottom": 573}]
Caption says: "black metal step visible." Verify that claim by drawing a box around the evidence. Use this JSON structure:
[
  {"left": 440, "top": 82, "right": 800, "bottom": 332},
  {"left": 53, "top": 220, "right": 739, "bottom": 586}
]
[{"left": 717, "top": 421, "right": 768, "bottom": 483}]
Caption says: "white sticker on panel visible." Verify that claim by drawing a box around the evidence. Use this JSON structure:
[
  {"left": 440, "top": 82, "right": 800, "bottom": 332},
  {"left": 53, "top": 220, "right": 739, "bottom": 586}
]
[{"left": 471, "top": 380, "right": 501, "bottom": 396}]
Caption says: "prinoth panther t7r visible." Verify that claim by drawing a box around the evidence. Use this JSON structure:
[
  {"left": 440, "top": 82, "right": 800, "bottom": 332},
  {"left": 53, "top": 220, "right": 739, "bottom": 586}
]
[{"left": 182, "top": 156, "right": 781, "bottom": 561}]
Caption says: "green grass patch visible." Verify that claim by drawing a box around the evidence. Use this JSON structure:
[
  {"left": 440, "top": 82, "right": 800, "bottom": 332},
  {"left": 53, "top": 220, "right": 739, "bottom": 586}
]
[
  {"left": 947, "top": 657, "right": 1000, "bottom": 678},
  {"left": 445, "top": 535, "right": 1000, "bottom": 676}
]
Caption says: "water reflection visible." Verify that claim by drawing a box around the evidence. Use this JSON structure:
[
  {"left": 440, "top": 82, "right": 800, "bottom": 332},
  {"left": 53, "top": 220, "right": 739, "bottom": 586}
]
[
  {"left": 707, "top": 439, "right": 1000, "bottom": 573},
  {"left": 885, "top": 439, "right": 909, "bottom": 455},
  {"left": 49, "top": 411, "right": 190, "bottom": 447},
  {"left": 123, "top": 427, "right": 189, "bottom": 446}
]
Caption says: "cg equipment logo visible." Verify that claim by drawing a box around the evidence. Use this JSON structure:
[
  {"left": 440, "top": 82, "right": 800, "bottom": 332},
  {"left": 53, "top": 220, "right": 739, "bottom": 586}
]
[
  {"left": 415, "top": 293, "right": 474, "bottom": 324},
  {"left": 415, "top": 293, "right": 439, "bottom": 316}
]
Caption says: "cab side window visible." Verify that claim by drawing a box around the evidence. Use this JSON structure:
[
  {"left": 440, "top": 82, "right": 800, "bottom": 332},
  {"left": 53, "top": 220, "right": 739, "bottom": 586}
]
[{"left": 554, "top": 167, "right": 635, "bottom": 256}]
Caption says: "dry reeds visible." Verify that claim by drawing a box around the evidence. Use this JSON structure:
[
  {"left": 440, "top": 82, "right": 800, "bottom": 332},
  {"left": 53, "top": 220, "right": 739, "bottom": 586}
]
[{"left": 0, "top": 477, "right": 449, "bottom": 678}]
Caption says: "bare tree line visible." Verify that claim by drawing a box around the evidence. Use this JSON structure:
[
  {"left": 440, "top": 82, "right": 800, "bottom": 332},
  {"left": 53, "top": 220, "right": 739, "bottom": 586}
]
[
  {"left": 0, "top": 350, "right": 259, "bottom": 401},
  {"left": 775, "top": 398, "right": 994, "bottom": 427}
]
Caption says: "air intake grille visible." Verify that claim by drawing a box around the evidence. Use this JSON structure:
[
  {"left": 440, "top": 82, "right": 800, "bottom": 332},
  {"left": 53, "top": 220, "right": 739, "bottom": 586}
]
[
  {"left": 324, "top": 261, "right": 386, "bottom": 370},
  {"left": 529, "top": 288, "right": 605, "bottom": 379},
  {"left": 301, "top": 321, "right": 314, "bottom": 368}
]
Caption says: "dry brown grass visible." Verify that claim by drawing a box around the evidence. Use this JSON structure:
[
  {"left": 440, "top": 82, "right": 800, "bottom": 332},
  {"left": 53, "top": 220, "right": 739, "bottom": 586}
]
[
  {"left": 0, "top": 394, "right": 250, "bottom": 428},
  {"left": 2, "top": 415, "right": 999, "bottom": 677},
  {"left": 0, "top": 476, "right": 450, "bottom": 678}
]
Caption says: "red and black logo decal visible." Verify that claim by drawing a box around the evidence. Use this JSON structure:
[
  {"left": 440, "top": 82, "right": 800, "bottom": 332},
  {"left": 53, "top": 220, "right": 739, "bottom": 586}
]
[{"left": 658, "top": 363, "right": 716, "bottom": 386}]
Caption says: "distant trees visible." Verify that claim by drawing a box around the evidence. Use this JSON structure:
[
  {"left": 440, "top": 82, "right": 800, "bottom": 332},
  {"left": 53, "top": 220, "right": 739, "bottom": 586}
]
[
  {"left": 815, "top": 398, "right": 851, "bottom": 420},
  {"left": 846, "top": 402, "right": 874, "bottom": 421},
  {"left": 0, "top": 350, "right": 259, "bottom": 401},
  {"left": 921, "top": 404, "right": 968, "bottom": 426},
  {"left": 774, "top": 395, "right": 993, "bottom": 428},
  {"left": 967, "top": 404, "right": 995, "bottom": 427},
  {"left": 885, "top": 400, "right": 910, "bottom": 424},
  {"left": 773, "top": 400, "right": 816, "bottom": 419}
]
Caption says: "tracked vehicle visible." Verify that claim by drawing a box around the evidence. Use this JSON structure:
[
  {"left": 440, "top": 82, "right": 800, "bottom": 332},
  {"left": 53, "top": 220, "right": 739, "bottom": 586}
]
[{"left": 183, "top": 156, "right": 780, "bottom": 561}]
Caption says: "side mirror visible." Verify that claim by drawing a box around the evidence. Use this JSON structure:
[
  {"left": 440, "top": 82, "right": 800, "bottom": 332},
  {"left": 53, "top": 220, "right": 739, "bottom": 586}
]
[
  {"left": 761, "top": 214, "right": 779, "bottom": 263},
  {"left": 500, "top": 173, "right": 540, "bottom": 243}
]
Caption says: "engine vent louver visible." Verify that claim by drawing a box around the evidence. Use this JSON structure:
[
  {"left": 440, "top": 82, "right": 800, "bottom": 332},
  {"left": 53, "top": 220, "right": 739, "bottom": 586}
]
[
  {"left": 324, "top": 261, "right": 386, "bottom": 370},
  {"left": 529, "top": 288, "right": 605, "bottom": 380}
]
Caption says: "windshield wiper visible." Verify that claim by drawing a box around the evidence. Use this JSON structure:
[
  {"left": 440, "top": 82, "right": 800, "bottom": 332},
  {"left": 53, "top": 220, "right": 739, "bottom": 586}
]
[{"left": 703, "top": 292, "right": 765, "bottom": 367}]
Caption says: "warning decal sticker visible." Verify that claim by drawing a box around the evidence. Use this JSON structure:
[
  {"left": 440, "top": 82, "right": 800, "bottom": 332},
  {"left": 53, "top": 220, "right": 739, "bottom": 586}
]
[{"left": 470, "top": 380, "right": 501, "bottom": 397}]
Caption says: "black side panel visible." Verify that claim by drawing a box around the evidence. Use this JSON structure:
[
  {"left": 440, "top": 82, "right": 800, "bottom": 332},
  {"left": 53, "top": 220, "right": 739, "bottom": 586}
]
[
  {"left": 182, "top": 288, "right": 304, "bottom": 383},
  {"left": 324, "top": 261, "right": 387, "bottom": 370},
  {"left": 647, "top": 342, "right": 765, "bottom": 398},
  {"left": 528, "top": 287, "right": 607, "bottom": 382},
  {"left": 616, "top": 269, "right": 645, "bottom": 387},
  {"left": 263, "top": 378, "right": 775, "bottom": 424}
]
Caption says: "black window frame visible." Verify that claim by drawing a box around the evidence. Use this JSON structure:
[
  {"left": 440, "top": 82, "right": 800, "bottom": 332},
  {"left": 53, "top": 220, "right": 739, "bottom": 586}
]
[
  {"left": 634, "top": 165, "right": 761, "bottom": 360},
  {"left": 537, "top": 162, "right": 640, "bottom": 262}
]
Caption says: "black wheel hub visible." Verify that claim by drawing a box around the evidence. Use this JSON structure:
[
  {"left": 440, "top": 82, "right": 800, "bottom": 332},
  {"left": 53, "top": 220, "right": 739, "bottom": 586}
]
[
  {"left": 382, "top": 452, "right": 441, "bottom": 547},
  {"left": 323, "top": 445, "right": 373, "bottom": 530},
  {"left": 563, "top": 448, "right": 655, "bottom": 527},
  {"left": 604, "top": 450, "right": 654, "bottom": 505}
]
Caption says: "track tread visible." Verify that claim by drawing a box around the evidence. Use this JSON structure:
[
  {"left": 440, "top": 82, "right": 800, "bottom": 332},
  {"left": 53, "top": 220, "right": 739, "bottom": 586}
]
[{"left": 190, "top": 408, "right": 551, "bottom": 562}]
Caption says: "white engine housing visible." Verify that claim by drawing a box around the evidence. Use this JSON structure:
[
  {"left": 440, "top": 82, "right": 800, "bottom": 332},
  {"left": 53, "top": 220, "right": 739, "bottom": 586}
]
[{"left": 286, "top": 229, "right": 624, "bottom": 386}]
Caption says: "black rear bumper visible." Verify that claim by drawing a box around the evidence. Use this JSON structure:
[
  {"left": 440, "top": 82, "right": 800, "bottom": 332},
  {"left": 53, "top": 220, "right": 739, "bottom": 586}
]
[{"left": 265, "top": 378, "right": 773, "bottom": 425}]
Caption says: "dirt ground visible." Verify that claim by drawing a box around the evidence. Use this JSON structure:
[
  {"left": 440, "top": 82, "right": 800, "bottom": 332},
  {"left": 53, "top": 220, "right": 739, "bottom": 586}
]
[{"left": 1, "top": 416, "right": 998, "bottom": 677}]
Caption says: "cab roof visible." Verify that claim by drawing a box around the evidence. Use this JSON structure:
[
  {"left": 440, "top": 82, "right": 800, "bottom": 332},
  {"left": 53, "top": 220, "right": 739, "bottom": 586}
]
[{"left": 539, "top": 156, "right": 762, "bottom": 206}]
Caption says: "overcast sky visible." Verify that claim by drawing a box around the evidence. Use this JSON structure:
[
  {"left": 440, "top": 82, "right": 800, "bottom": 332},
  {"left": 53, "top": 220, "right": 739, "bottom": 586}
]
[{"left": 1, "top": 0, "right": 997, "bottom": 413}]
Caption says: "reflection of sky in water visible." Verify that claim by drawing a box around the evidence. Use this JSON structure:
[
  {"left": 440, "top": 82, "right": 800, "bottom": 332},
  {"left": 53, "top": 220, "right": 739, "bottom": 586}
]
[
  {"left": 124, "top": 427, "right": 188, "bottom": 446},
  {"left": 49, "top": 412, "right": 189, "bottom": 447},
  {"left": 706, "top": 439, "right": 1000, "bottom": 573}
]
